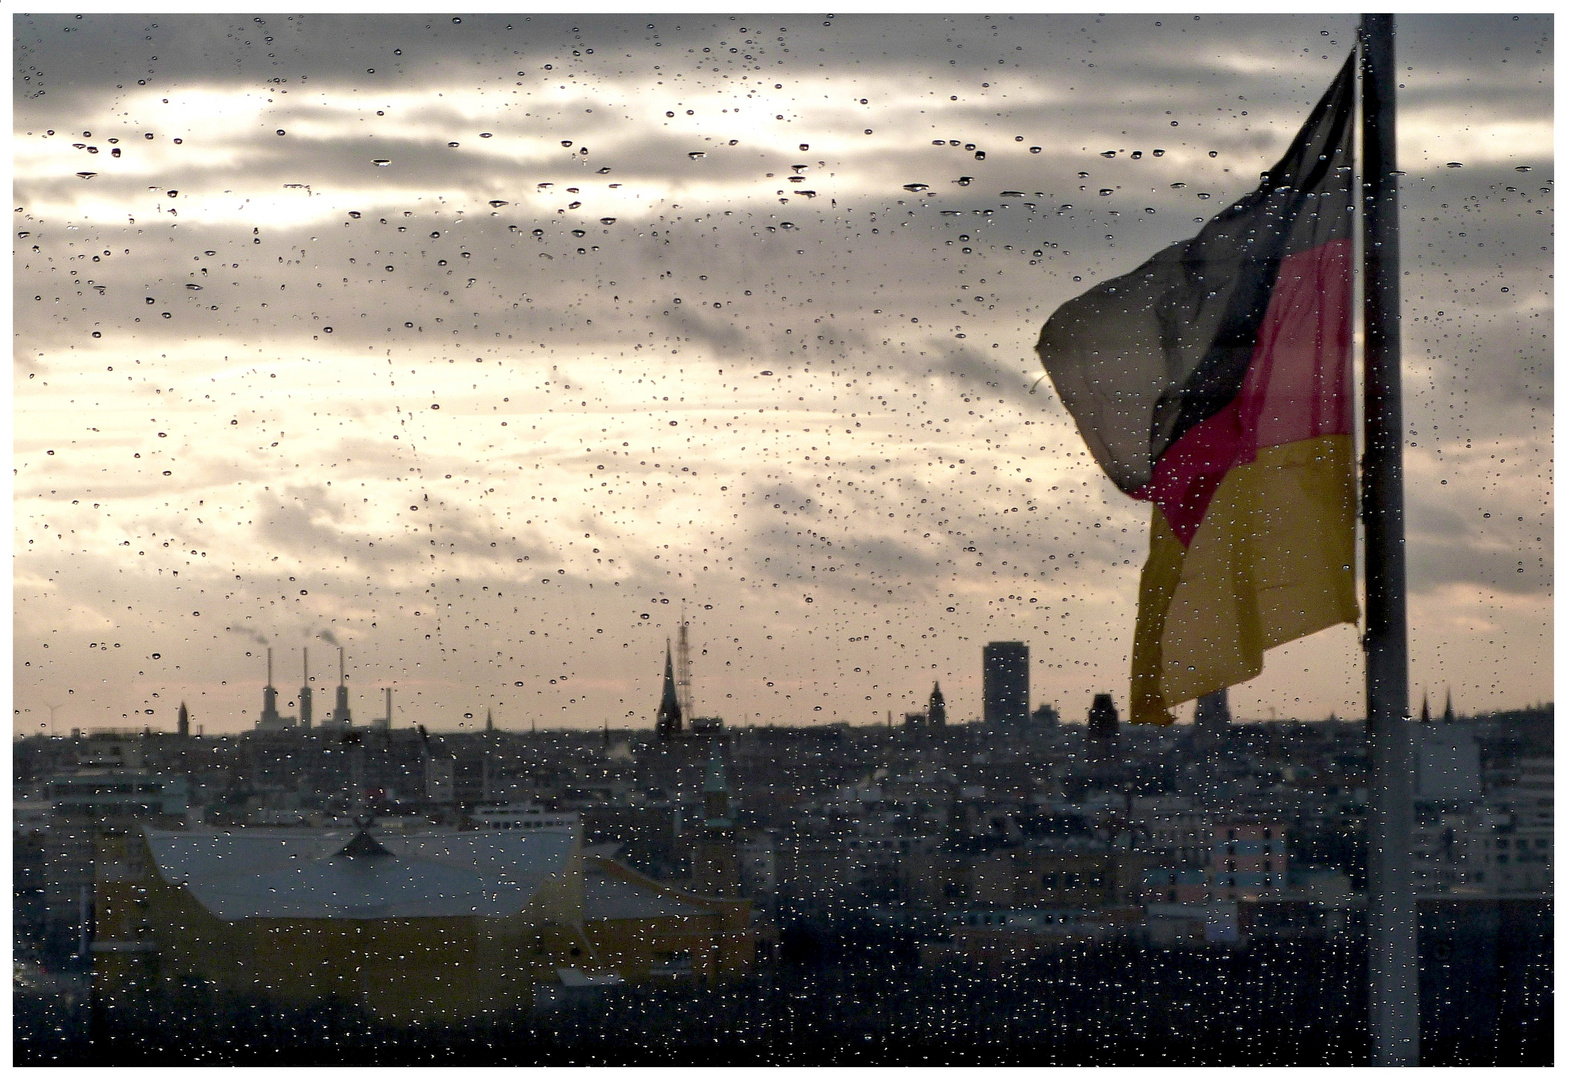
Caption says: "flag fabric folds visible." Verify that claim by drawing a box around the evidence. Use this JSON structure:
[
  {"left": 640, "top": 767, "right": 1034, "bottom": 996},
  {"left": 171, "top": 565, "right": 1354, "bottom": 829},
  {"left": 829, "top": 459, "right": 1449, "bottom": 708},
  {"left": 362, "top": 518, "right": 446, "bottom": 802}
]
[{"left": 1036, "top": 53, "right": 1359, "bottom": 723}]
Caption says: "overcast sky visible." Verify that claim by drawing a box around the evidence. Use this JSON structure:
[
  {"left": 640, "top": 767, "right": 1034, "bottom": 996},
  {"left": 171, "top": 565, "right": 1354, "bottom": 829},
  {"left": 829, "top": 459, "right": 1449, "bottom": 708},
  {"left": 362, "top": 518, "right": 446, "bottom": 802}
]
[{"left": 12, "top": 12, "right": 1552, "bottom": 736}]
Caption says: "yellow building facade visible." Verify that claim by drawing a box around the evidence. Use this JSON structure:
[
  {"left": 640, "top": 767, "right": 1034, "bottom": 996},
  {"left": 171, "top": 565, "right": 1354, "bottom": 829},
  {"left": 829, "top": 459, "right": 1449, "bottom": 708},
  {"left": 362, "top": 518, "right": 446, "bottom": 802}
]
[{"left": 94, "top": 822, "right": 750, "bottom": 1023}]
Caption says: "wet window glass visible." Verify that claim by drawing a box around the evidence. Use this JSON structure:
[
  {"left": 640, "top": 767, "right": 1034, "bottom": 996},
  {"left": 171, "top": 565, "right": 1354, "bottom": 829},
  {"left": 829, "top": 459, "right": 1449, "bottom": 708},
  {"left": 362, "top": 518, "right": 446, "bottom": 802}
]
[{"left": 13, "top": 14, "right": 1551, "bottom": 1066}]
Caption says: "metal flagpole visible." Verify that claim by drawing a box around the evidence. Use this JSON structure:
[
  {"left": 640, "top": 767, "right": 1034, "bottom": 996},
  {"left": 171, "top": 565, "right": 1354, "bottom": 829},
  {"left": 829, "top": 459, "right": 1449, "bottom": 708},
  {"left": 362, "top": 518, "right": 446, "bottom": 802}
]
[{"left": 1359, "top": 13, "right": 1417, "bottom": 1066}]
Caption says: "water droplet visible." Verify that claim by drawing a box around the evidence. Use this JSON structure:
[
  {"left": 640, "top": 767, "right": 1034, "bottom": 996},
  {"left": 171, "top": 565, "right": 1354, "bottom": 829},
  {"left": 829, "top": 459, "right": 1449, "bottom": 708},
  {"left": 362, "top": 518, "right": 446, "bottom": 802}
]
[
  {"left": 999, "top": 190, "right": 1025, "bottom": 198},
  {"left": 488, "top": 199, "right": 507, "bottom": 208},
  {"left": 1446, "top": 161, "right": 1464, "bottom": 168},
  {"left": 1153, "top": 149, "right": 1166, "bottom": 157},
  {"left": 1029, "top": 146, "right": 1042, "bottom": 154},
  {"left": 974, "top": 150, "right": 985, "bottom": 161},
  {"left": 1100, "top": 150, "right": 1117, "bottom": 158},
  {"left": 688, "top": 151, "right": 706, "bottom": 160},
  {"left": 1098, "top": 189, "right": 1113, "bottom": 196},
  {"left": 276, "top": 129, "right": 286, "bottom": 136},
  {"left": 75, "top": 171, "right": 96, "bottom": 179},
  {"left": 371, "top": 158, "right": 391, "bottom": 166},
  {"left": 902, "top": 183, "right": 929, "bottom": 192},
  {"left": 1515, "top": 165, "right": 1532, "bottom": 173},
  {"left": 185, "top": 283, "right": 202, "bottom": 290},
  {"left": 599, "top": 217, "right": 616, "bottom": 225},
  {"left": 348, "top": 211, "right": 361, "bottom": 219}
]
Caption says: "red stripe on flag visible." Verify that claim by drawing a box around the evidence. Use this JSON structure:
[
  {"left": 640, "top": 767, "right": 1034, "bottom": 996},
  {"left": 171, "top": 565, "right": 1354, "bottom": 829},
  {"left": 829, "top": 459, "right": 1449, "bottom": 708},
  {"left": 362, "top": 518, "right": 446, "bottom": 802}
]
[{"left": 1138, "top": 237, "right": 1353, "bottom": 546}]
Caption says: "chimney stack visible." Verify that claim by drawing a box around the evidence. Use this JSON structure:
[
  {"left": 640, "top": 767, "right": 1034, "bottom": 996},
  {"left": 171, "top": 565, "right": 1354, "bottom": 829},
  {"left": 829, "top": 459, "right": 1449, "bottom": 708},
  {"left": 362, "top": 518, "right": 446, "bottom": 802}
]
[
  {"left": 330, "top": 646, "right": 352, "bottom": 727},
  {"left": 299, "top": 648, "right": 313, "bottom": 729},
  {"left": 259, "top": 648, "right": 282, "bottom": 729}
]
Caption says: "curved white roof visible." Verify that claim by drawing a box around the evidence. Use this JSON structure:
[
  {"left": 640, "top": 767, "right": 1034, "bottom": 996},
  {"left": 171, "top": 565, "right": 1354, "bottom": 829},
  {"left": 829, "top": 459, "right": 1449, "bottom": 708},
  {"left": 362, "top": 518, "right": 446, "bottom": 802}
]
[{"left": 143, "top": 827, "right": 575, "bottom": 920}]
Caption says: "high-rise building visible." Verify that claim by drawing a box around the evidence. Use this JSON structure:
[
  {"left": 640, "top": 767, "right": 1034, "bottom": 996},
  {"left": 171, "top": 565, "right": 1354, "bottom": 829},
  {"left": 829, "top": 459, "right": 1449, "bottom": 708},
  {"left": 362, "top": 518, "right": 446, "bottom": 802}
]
[
  {"left": 1087, "top": 693, "right": 1119, "bottom": 741},
  {"left": 982, "top": 641, "right": 1029, "bottom": 726},
  {"left": 176, "top": 702, "right": 190, "bottom": 739},
  {"left": 927, "top": 682, "right": 947, "bottom": 727},
  {"left": 1195, "top": 688, "right": 1231, "bottom": 730}
]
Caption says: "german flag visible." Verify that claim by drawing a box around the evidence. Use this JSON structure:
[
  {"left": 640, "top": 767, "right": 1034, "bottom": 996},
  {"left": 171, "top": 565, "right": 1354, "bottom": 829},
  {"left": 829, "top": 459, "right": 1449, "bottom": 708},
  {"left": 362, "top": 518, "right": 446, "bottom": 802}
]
[{"left": 1036, "top": 53, "right": 1358, "bottom": 723}]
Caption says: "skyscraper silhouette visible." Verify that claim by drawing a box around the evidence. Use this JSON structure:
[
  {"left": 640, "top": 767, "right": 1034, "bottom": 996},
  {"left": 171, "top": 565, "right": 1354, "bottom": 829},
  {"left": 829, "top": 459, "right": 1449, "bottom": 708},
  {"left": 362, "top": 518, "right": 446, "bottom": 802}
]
[{"left": 983, "top": 641, "right": 1029, "bottom": 726}]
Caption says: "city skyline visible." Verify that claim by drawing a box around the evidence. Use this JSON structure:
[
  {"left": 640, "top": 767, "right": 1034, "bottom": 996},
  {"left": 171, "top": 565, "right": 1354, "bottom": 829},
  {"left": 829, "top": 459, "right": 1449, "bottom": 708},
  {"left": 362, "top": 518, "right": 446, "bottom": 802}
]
[{"left": 13, "top": 14, "right": 1552, "bottom": 735}]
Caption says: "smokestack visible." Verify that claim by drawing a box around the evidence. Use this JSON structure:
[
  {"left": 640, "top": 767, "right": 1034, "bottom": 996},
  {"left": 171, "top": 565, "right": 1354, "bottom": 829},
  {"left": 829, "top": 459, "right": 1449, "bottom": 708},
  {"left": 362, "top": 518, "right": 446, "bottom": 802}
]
[
  {"left": 299, "top": 648, "right": 313, "bottom": 729},
  {"left": 259, "top": 648, "right": 281, "bottom": 729},
  {"left": 330, "top": 646, "right": 352, "bottom": 727}
]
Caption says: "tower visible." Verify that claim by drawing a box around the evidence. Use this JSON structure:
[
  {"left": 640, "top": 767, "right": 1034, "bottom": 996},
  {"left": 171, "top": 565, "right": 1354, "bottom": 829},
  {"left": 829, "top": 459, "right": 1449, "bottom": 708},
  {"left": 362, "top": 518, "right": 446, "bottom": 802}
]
[
  {"left": 928, "top": 682, "right": 947, "bottom": 727},
  {"left": 656, "top": 640, "right": 683, "bottom": 740},
  {"left": 176, "top": 702, "right": 190, "bottom": 739},
  {"left": 1418, "top": 692, "right": 1431, "bottom": 724},
  {"left": 259, "top": 648, "right": 283, "bottom": 728},
  {"left": 1443, "top": 688, "right": 1455, "bottom": 723},
  {"left": 298, "top": 648, "right": 313, "bottom": 730},
  {"left": 485, "top": 707, "right": 494, "bottom": 735},
  {"left": 1195, "top": 688, "right": 1232, "bottom": 730},
  {"left": 983, "top": 641, "right": 1030, "bottom": 726},
  {"left": 676, "top": 609, "right": 696, "bottom": 721},
  {"left": 329, "top": 647, "right": 352, "bottom": 728},
  {"left": 691, "top": 748, "right": 739, "bottom": 897}
]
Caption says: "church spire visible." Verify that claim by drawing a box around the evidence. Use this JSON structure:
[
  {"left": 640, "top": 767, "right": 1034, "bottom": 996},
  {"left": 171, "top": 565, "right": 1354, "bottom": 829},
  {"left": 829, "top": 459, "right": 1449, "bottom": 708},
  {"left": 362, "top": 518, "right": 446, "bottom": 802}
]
[
  {"left": 927, "top": 682, "right": 947, "bottom": 727},
  {"left": 657, "top": 639, "right": 683, "bottom": 740},
  {"left": 1419, "top": 692, "right": 1431, "bottom": 724}
]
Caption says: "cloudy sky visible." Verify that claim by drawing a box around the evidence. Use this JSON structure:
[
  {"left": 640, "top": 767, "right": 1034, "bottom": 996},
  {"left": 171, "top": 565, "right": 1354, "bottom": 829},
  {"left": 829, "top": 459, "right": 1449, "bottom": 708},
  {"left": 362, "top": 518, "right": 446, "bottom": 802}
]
[{"left": 12, "top": 12, "right": 1552, "bottom": 736}]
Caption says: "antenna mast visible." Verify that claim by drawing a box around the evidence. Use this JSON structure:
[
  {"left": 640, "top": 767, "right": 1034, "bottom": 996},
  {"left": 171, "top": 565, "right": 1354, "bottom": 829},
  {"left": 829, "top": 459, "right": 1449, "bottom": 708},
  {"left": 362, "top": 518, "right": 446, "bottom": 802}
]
[{"left": 676, "top": 603, "right": 695, "bottom": 719}]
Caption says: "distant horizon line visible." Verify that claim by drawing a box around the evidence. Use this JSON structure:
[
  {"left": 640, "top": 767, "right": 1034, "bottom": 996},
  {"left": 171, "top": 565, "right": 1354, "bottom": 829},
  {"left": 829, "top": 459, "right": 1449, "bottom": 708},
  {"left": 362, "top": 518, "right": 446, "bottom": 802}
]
[{"left": 16, "top": 701, "right": 1555, "bottom": 741}]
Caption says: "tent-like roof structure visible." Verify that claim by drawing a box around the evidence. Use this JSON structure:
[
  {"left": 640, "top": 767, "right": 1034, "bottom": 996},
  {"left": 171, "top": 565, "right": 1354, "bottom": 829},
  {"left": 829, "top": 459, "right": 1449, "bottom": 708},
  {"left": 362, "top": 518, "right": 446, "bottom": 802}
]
[{"left": 142, "top": 826, "right": 576, "bottom": 920}]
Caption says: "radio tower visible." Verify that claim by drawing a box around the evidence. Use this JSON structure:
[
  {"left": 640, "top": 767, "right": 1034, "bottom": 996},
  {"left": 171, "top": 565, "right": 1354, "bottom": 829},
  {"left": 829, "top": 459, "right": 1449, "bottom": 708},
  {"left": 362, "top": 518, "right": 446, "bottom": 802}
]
[{"left": 676, "top": 604, "right": 695, "bottom": 720}]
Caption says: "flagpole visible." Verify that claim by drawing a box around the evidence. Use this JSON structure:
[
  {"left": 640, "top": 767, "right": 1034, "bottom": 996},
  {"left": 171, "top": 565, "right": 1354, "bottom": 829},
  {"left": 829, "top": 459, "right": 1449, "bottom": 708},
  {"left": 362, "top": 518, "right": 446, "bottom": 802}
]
[{"left": 1359, "top": 13, "right": 1417, "bottom": 1067}]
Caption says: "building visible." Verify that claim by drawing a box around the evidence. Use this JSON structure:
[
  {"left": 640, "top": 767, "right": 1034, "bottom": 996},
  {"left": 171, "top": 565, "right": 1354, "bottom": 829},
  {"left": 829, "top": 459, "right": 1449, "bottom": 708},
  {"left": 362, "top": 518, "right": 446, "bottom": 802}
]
[
  {"left": 43, "top": 739, "right": 189, "bottom": 819},
  {"left": 298, "top": 648, "right": 314, "bottom": 730},
  {"left": 255, "top": 648, "right": 293, "bottom": 731},
  {"left": 1194, "top": 688, "right": 1231, "bottom": 730},
  {"left": 927, "top": 683, "right": 947, "bottom": 728},
  {"left": 324, "top": 647, "right": 354, "bottom": 730},
  {"left": 982, "top": 642, "right": 1029, "bottom": 726},
  {"left": 1030, "top": 703, "right": 1060, "bottom": 728},
  {"left": 93, "top": 819, "right": 754, "bottom": 1023},
  {"left": 1087, "top": 693, "right": 1119, "bottom": 742},
  {"left": 689, "top": 750, "right": 739, "bottom": 897},
  {"left": 656, "top": 641, "right": 683, "bottom": 740},
  {"left": 1209, "top": 821, "right": 1288, "bottom": 900}
]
